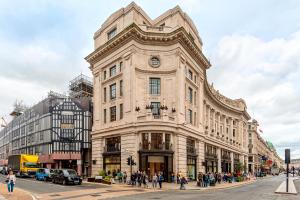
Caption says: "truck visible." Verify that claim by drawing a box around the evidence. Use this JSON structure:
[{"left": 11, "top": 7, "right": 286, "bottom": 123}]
[
  {"left": 271, "top": 166, "right": 280, "bottom": 176},
  {"left": 8, "top": 154, "right": 39, "bottom": 177}
]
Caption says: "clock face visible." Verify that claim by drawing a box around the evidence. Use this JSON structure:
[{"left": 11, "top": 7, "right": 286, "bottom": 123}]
[{"left": 149, "top": 56, "right": 160, "bottom": 68}]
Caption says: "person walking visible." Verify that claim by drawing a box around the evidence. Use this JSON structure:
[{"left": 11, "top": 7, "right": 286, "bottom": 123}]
[
  {"left": 180, "top": 176, "right": 187, "bottom": 190},
  {"left": 152, "top": 173, "right": 158, "bottom": 189},
  {"left": 6, "top": 170, "right": 16, "bottom": 194},
  {"left": 158, "top": 173, "right": 164, "bottom": 189}
]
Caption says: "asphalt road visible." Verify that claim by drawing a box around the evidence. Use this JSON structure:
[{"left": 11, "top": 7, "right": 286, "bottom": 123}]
[
  {"left": 110, "top": 175, "right": 300, "bottom": 200},
  {"left": 0, "top": 174, "right": 108, "bottom": 194}
]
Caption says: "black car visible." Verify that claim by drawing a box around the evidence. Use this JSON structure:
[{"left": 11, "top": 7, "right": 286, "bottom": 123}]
[{"left": 52, "top": 169, "right": 82, "bottom": 185}]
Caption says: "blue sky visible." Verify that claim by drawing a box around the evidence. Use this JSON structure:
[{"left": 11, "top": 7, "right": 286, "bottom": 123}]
[{"left": 0, "top": 0, "right": 300, "bottom": 159}]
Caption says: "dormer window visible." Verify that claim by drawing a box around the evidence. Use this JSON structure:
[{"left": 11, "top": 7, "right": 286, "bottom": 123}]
[{"left": 107, "top": 28, "right": 117, "bottom": 40}]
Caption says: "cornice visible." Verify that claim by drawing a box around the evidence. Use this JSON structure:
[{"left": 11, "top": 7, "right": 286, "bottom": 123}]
[
  {"left": 203, "top": 78, "right": 250, "bottom": 120},
  {"left": 135, "top": 67, "right": 177, "bottom": 75},
  {"left": 85, "top": 23, "right": 211, "bottom": 70}
]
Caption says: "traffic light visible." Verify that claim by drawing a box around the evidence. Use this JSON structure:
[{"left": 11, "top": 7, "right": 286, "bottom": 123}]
[
  {"left": 127, "top": 157, "right": 131, "bottom": 165},
  {"left": 127, "top": 156, "right": 137, "bottom": 166}
]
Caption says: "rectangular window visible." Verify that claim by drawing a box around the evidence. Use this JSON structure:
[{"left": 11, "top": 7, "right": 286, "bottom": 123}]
[
  {"left": 187, "top": 109, "right": 193, "bottom": 124},
  {"left": 188, "top": 70, "right": 193, "bottom": 80},
  {"left": 233, "top": 129, "right": 236, "bottom": 137},
  {"left": 103, "top": 71, "right": 107, "bottom": 80},
  {"left": 119, "top": 61, "right": 123, "bottom": 72},
  {"left": 104, "top": 109, "right": 107, "bottom": 123},
  {"left": 110, "top": 106, "right": 116, "bottom": 122},
  {"left": 120, "top": 80, "right": 123, "bottom": 96},
  {"left": 110, "top": 65, "right": 117, "bottom": 77},
  {"left": 165, "top": 133, "right": 171, "bottom": 150},
  {"left": 107, "top": 28, "right": 117, "bottom": 40},
  {"left": 120, "top": 104, "right": 123, "bottom": 119},
  {"left": 151, "top": 102, "right": 160, "bottom": 116},
  {"left": 188, "top": 87, "right": 193, "bottom": 103},
  {"left": 110, "top": 83, "right": 116, "bottom": 100},
  {"left": 149, "top": 78, "right": 161, "bottom": 95},
  {"left": 104, "top": 87, "right": 107, "bottom": 102},
  {"left": 194, "top": 91, "right": 197, "bottom": 105}
]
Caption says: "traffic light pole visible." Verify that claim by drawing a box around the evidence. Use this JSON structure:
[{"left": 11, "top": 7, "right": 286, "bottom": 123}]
[
  {"left": 130, "top": 155, "right": 133, "bottom": 178},
  {"left": 286, "top": 163, "right": 289, "bottom": 192}
]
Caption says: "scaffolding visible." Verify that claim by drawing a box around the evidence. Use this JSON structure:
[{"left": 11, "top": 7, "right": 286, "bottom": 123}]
[{"left": 69, "top": 74, "right": 93, "bottom": 98}]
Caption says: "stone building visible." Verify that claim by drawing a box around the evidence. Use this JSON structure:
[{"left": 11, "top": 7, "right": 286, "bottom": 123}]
[
  {"left": 248, "top": 119, "right": 283, "bottom": 173},
  {"left": 86, "top": 2, "right": 251, "bottom": 180}
]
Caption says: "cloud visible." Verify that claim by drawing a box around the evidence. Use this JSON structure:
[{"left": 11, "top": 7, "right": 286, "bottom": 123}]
[{"left": 208, "top": 31, "right": 300, "bottom": 158}]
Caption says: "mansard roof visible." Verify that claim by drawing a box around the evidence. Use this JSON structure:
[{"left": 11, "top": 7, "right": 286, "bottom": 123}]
[{"left": 94, "top": 1, "right": 202, "bottom": 45}]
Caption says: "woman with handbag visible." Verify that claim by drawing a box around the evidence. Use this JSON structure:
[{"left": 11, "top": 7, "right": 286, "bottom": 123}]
[{"left": 6, "top": 170, "right": 16, "bottom": 194}]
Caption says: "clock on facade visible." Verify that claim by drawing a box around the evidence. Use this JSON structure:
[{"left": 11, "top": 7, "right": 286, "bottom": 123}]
[{"left": 149, "top": 56, "right": 161, "bottom": 68}]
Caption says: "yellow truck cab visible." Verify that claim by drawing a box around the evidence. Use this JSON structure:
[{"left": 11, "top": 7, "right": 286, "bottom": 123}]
[{"left": 8, "top": 154, "right": 39, "bottom": 177}]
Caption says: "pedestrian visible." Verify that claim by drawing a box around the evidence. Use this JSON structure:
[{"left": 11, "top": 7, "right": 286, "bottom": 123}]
[
  {"left": 123, "top": 171, "right": 127, "bottom": 184},
  {"left": 158, "top": 173, "right": 164, "bottom": 189},
  {"left": 152, "top": 173, "right": 158, "bottom": 189},
  {"left": 6, "top": 170, "right": 16, "bottom": 194},
  {"left": 180, "top": 176, "right": 187, "bottom": 190}
]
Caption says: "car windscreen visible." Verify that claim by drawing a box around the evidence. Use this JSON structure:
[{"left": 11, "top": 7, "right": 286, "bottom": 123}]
[
  {"left": 24, "top": 162, "right": 38, "bottom": 168},
  {"left": 64, "top": 170, "right": 77, "bottom": 176}
]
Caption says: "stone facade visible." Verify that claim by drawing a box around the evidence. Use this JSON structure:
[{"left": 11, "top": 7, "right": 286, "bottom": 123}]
[
  {"left": 86, "top": 2, "right": 252, "bottom": 180},
  {"left": 248, "top": 119, "right": 283, "bottom": 173}
]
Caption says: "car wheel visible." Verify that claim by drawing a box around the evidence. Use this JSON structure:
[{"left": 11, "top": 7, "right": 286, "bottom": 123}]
[{"left": 52, "top": 178, "right": 56, "bottom": 184}]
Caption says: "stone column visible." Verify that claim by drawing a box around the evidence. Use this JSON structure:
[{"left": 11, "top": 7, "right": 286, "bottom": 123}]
[
  {"left": 77, "top": 160, "right": 82, "bottom": 176},
  {"left": 91, "top": 137, "right": 103, "bottom": 177},
  {"left": 212, "top": 109, "right": 215, "bottom": 135},
  {"left": 217, "top": 148, "right": 221, "bottom": 173},
  {"left": 244, "top": 155, "right": 248, "bottom": 173},
  {"left": 207, "top": 106, "right": 211, "bottom": 132},
  {"left": 198, "top": 140, "right": 205, "bottom": 173},
  {"left": 177, "top": 134, "right": 187, "bottom": 177},
  {"left": 121, "top": 133, "right": 139, "bottom": 175},
  {"left": 230, "top": 152, "right": 234, "bottom": 173}
]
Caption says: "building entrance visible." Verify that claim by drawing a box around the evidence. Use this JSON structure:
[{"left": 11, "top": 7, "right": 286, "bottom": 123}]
[{"left": 139, "top": 152, "right": 173, "bottom": 182}]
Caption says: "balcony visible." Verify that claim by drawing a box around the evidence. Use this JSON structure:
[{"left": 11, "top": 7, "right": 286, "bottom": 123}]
[
  {"left": 139, "top": 142, "right": 173, "bottom": 151},
  {"left": 103, "top": 144, "right": 121, "bottom": 153},
  {"left": 205, "top": 152, "right": 218, "bottom": 159}
]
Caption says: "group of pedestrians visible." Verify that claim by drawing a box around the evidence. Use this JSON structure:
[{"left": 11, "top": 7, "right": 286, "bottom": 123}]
[
  {"left": 115, "top": 170, "right": 165, "bottom": 189},
  {"left": 197, "top": 172, "right": 233, "bottom": 187}
]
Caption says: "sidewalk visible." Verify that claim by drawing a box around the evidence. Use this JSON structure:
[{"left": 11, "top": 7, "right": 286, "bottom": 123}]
[
  {"left": 0, "top": 183, "right": 33, "bottom": 200},
  {"left": 160, "top": 179, "right": 256, "bottom": 190}
]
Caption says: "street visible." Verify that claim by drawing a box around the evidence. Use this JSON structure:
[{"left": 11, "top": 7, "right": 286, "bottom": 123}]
[
  {"left": 0, "top": 175, "right": 108, "bottom": 194},
  {"left": 110, "top": 175, "right": 300, "bottom": 200}
]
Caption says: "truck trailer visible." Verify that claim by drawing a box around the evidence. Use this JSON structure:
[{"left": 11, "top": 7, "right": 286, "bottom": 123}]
[{"left": 8, "top": 154, "right": 39, "bottom": 177}]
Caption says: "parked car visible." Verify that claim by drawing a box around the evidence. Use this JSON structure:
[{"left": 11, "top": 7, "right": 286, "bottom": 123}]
[
  {"left": 36, "top": 168, "right": 53, "bottom": 181},
  {"left": 52, "top": 169, "right": 82, "bottom": 185}
]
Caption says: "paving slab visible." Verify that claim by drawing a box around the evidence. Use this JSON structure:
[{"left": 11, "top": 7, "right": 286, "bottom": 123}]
[{"left": 275, "top": 177, "right": 298, "bottom": 195}]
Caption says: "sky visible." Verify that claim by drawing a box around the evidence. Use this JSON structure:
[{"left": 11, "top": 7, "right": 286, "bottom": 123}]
[{"left": 0, "top": 0, "right": 300, "bottom": 159}]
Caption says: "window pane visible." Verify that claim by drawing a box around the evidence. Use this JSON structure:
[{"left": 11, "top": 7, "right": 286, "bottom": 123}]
[
  {"left": 110, "top": 66, "right": 117, "bottom": 77},
  {"left": 110, "top": 83, "right": 116, "bottom": 100},
  {"left": 120, "top": 80, "right": 123, "bottom": 96},
  {"left": 151, "top": 102, "right": 160, "bottom": 115},
  {"left": 110, "top": 106, "right": 116, "bottom": 122},
  {"left": 149, "top": 78, "right": 160, "bottom": 95},
  {"left": 107, "top": 28, "right": 117, "bottom": 40},
  {"left": 120, "top": 104, "right": 123, "bottom": 119}
]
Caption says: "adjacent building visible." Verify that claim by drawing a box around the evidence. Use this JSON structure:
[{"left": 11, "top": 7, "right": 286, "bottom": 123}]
[
  {"left": 248, "top": 119, "right": 283, "bottom": 173},
  {"left": 0, "top": 74, "right": 93, "bottom": 176},
  {"left": 86, "top": 2, "right": 252, "bottom": 180}
]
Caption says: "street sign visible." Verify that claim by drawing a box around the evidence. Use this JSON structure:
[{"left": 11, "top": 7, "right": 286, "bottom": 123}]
[{"left": 285, "top": 149, "right": 290, "bottom": 164}]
